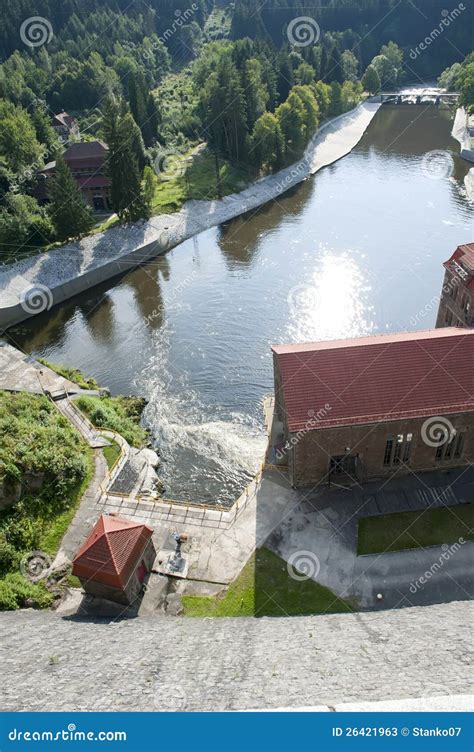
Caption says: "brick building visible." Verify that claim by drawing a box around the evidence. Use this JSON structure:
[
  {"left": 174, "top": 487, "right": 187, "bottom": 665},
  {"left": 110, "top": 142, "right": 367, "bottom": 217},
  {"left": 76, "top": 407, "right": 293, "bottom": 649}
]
[
  {"left": 436, "top": 243, "right": 474, "bottom": 328},
  {"left": 72, "top": 515, "right": 156, "bottom": 605},
  {"left": 272, "top": 328, "right": 474, "bottom": 488},
  {"left": 38, "top": 140, "right": 111, "bottom": 211}
]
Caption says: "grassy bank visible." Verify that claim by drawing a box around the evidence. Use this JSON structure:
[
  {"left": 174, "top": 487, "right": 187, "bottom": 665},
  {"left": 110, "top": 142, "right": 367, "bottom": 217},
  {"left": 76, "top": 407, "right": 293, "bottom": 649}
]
[
  {"left": 151, "top": 147, "right": 253, "bottom": 214},
  {"left": 357, "top": 504, "right": 474, "bottom": 555},
  {"left": 182, "top": 548, "right": 353, "bottom": 617},
  {"left": 0, "top": 391, "right": 93, "bottom": 610},
  {"left": 38, "top": 359, "right": 99, "bottom": 390},
  {"left": 76, "top": 395, "right": 148, "bottom": 447}
]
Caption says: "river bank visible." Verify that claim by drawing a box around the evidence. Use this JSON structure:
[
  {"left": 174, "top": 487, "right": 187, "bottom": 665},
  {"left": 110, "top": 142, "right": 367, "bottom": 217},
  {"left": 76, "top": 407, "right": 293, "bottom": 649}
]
[{"left": 0, "top": 101, "right": 381, "bottom": 331}]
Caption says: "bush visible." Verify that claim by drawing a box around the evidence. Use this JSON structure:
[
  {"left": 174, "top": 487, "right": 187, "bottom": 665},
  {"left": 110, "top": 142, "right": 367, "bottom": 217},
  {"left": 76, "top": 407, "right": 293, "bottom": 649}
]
[
  {"left": 0, "top": 573, "right": 54, "bottom": 611},
  {"left": 76, "top": 395, "right": 148, "bottom": 447}
]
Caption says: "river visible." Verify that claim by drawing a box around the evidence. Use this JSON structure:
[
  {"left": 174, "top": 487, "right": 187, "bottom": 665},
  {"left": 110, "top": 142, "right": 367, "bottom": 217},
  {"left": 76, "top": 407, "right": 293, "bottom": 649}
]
[{"left": 8, "top": 104, "right": 473, "bottom": 505}]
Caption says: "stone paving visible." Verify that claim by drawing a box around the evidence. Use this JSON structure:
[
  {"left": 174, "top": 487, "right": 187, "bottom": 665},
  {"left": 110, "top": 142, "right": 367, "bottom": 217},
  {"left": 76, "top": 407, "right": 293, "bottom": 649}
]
[
  {"left": 1, "top": 601, "right": 472, "bottom": 711},
  {"left": 264, "top": 466, "right": 474, "bottom": 610},
  {"left": 0, "top": 341, "right": 87, "bottom": 396}
]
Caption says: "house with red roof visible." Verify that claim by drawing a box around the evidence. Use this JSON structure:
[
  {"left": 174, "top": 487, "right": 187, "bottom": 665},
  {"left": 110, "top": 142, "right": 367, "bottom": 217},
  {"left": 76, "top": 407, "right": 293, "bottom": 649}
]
[
  {"left": 272, "top": 328, "right": 474, "bottom": 488},
  {"left": 436, "top": 243, "right": 474, "bottom": 328},
  {"left": 37, "top": 140, "right": 111, "bottom": 211},
  {"left": 72, "top": 515, "right": 156, "bottom": 605}
]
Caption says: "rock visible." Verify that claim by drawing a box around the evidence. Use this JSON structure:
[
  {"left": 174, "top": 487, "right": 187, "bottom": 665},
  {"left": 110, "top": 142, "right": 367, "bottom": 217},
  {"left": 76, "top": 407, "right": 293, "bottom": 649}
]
[{"left": 165, "top": 592, "right": 183, "bottom": 616}]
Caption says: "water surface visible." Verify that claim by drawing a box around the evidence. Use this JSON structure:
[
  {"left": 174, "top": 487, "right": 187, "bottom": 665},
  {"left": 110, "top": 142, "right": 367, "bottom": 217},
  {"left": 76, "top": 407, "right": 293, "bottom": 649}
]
[{"left": 9, "top": 106, "right": 473, "bottom": 504}]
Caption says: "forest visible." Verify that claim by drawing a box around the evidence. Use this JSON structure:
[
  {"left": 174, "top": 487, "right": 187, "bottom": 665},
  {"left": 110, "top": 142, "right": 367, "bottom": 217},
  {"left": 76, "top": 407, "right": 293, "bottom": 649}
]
[{"left": 0, "top": 0, "right": 472, "bottom": 260}]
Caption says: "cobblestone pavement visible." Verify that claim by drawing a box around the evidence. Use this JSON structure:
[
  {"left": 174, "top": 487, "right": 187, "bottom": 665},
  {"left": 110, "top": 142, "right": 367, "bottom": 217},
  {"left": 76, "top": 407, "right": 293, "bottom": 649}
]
[{"left": 1, "top": 602, "right": 472, "bottom": 712}]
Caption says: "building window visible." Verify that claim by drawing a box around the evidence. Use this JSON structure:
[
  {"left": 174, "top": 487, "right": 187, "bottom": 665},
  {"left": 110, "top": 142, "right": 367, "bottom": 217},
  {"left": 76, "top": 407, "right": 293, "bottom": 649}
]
[
  {"left": 454, "top": 432, "right": 465, "bottom": 459},
  {"left": 384, "top": 433, "right": 412, "bottom": 466},
  {"left": 445, "top": 309, "right": 453, "bottom": 326},
  {"left": 444, "top": 432, "right": 456, "bottom": 459},
  {"left": 403, "top": 433, "right": 413, "bottom": 462},
  {"left": 435, "top": 428, "right": 465, "bottom": 461},
  {"left": 393, "top": 434, "right": 404, "bottom": 464},
  {"left": 383, "top": 437, "right": 394, "bottom": 466}
]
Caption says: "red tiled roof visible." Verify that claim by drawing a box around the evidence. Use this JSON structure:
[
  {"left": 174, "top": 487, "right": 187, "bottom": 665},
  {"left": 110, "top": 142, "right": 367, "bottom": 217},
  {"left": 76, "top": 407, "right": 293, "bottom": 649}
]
[
  {"left": 443, "top": 243, "right": 474, "bottom": 290},
  {"left": 72, "top": 515, "right": 153, "bottom": 589},
  {"left": 272, "top": 328, "right": 474, "bottom": 432}
]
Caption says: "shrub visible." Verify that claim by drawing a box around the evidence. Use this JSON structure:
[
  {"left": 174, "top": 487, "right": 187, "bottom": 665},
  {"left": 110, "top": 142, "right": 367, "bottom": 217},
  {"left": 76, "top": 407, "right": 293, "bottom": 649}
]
[
  {"left": 76, "top": 395, "right": 148, "bottom": 447},
  {"left": 0, "top": 573, "right": 54, "bottom": 611}
]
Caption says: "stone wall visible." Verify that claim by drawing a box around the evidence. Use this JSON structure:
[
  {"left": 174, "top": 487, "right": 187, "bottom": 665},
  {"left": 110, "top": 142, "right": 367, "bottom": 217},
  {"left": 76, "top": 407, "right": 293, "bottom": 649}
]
[
  {"left": 0, "top": 472, "right": 45, "bottom": 511},
  {"left": 289, "top": 413, "right": 473, "bottom": 487}
]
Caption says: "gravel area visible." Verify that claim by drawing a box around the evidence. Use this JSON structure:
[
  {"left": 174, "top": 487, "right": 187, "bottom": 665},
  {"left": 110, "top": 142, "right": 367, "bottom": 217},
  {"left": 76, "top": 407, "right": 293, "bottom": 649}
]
[{"left": 1, "top": 601, "right": 472, "bottom": 711}]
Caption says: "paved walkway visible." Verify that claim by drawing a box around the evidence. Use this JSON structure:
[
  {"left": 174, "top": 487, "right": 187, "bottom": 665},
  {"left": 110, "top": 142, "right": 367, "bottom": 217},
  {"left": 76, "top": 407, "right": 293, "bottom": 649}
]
[
  {"left": 1, "top": 601, "right": 471, "bottom": 711},
  {"left": 0, "top": 341, "right": 89, "bottom": 396},
  {"left": 263, "top": 466, "right": 474, "bottom": 610}
]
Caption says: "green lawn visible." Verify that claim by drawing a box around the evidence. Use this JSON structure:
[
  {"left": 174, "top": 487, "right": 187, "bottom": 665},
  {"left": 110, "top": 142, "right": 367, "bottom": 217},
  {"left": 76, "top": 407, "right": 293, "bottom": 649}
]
[
  {"left": 357, "top": 503, "right": 474, "bottom": 555},
  {"left": 182, "top": 547, "right": 353, "bottom": 617},
  {"left": 151, "top": 147, "right": 253, "bottom": 214},
  {"left": 102, "top": 440, "right": 122, "bottom": 471}
]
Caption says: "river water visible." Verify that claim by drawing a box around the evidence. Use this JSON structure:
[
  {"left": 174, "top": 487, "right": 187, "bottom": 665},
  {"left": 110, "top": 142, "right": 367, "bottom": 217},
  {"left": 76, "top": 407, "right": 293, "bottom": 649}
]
[{"left": 9, "top": 105, "right": 473, "bottom": 505}]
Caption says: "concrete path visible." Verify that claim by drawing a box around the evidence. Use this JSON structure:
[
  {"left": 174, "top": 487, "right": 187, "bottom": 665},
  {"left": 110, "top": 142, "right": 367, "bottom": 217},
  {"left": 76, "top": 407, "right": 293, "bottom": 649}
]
[
  {"left": 53, "top": 448, "right": 108, "bottom": 569},
  {"left": 0, "top": 341, "right": 88, "bottom": 396},
  {"left": 0, "top": 601, "right": 471, "bottom": 711},
  {"left": 264, "top": 466, "right": 474, "bottom": 610}
]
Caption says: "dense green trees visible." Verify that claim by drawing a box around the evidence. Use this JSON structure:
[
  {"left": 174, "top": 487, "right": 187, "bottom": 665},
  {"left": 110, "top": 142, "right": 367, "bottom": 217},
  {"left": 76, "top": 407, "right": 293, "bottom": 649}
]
[
  {"left": 362, "top": 65, "right": 381, "bottom": 95},
  {"left": 438, "top": 54, "right": 474, "bottom": 112},
  {"left": 102, "top": 99, "right": 150, "bottom": 222},
  {"left": 249, "top": 112, "right": 284, "bottom": 171},
  {"left": 0, "top": 101, "right": 43, "bottom": 176},
  {"left": 47, "top": 156, "right": 94, "bottom": 240}
]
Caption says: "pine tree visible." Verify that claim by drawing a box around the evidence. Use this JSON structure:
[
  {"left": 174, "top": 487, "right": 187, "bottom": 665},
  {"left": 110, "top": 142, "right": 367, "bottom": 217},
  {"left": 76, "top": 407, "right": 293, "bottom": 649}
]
[
  {"left": 47, "top": 156, "right": 94, "bottom": 241},
  {"left": 102, "top": 98, "right": 149, "bottom": 222}
]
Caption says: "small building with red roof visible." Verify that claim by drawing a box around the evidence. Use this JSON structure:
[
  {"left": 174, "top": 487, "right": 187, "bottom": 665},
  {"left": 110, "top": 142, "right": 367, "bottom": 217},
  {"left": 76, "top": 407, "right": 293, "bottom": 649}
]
[
  {"left": 72, "top": 515, "right": 156, "bottom": 605},
  {"left": 436, "top": 243, "right": 474, "bottom": 328},
  {"left": 272, "top": 327, "right": 474, "bottom": 487}
]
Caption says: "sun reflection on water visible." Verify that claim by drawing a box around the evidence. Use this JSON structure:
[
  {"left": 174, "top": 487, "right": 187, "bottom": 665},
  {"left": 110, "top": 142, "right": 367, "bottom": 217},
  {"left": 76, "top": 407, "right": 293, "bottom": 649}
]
[{"left": 286, "top": 252, "right": 375, "bottom": 343}]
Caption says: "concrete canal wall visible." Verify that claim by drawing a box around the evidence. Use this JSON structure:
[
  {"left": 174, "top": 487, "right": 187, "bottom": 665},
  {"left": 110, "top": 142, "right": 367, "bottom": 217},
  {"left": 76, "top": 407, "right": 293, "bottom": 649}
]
[
  {"left": 452, "top": 107, "right": 474, "bottom": 163},
  {"left": 0, "top": 101, "right": 381, "bottom": 331}
]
